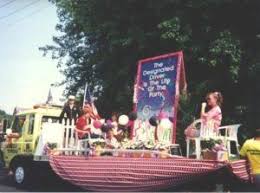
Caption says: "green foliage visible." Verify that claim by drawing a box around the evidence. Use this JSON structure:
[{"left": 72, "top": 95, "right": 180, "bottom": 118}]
[
  {"left": 208, "top": 31, "right": 241, "bottom": 82},
  {"left": 41, "top": 0, "right": 260, "bottom": 132},
  {"left": 0, "top": 110, "right": 11, "bottom": 121},
  {"left": 0, "top": 109, "right": 12, "bottom": 128},
  {"left": 201, "top": 139, "right": 222, "bottom": 150},
  {"left": 158, "top": 17, "right": 192, "bottom": 49}
]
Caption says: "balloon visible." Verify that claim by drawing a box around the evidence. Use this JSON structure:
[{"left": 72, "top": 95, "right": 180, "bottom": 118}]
[
  {"left": 149, "top": 116, "right": 158, "bottom": 127},
  {"left": 158, "top": 112, "right": 168, "bottom": 120},
  {"left": 101, "top": 124, "right": 110, "bottom": 133},
  {"left": 159, "top": 118, "right": 173, "bottom": 130},
  {"left": 111, "top": 121, "right": 118, "bottom": 128},
  {"left": 169, "top": 117, "right": 174, "bottom": 123},
  {"left": 106, "top": 119, "right": 112, "bottom": 125},
  {"left": 100, "top": 119, "right": 105, "bottom": 124},
  {"left": 118, "top": 115, "right": 129, "bottom": 126},
  {"left": 93, "top": 120, "right": 102, "bottom": 129},
  {"left": 128, "top": 112, "right": 137, "bottom": 121},
  {"left": 107, "top": 123, "right": 114, "bottom": 129}
]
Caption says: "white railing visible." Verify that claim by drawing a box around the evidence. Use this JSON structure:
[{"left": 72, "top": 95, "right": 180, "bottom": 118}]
[
  {"left": 35, "top": 118, "right": 182, "bottom": 157},
  {"left": 61, "top": 119, "right": 77, "bottom": 149}
]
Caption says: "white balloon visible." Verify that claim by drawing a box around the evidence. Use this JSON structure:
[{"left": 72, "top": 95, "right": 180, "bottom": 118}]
[
  {"left": 159, "top": 118, "right": 173, "bottom": 130},
  {"left": 100, "top": 119, "right": 105, "bottom": 124},
  {"left": 118, "top": 115, "right": 129, "bottom": 126},
  {"left": 6, "top": 128, "right": 12, "bottom": 135}
]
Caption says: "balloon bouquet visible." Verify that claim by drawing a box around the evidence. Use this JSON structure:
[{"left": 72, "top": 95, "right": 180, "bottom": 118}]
[
  {"left": 90, "top": 113, "right": 136, "bottom": 149},
  {"left": 90, "top": 111, "right": 173, "bottom": 151}
]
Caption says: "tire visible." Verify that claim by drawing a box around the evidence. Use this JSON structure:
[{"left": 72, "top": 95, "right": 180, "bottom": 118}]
[
  {"left": 11, "top": 159, "right": 32, "bottom": 187},
  {"left": 0, "top": 150, "right": 5, "bottom": 168}
]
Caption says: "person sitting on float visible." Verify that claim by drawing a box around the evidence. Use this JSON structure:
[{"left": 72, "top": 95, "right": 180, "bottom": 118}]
[
  {"left": 76, "top": 105, "right": 102, "bottom": 139},
  {"left": 84, "top": 103, "right": 103, "bottom": 137},
  {"left": 114, "top": 115, "right": 129, "bottom": 142},
  {"left": 109, "top": 112, "right": 119, "bottom": 135},
  {"left": 105, "top": 128, "right": 120, "bottom": 149},
  {"left": 184, "top": 91, "right": 223, "bottom": 138}
]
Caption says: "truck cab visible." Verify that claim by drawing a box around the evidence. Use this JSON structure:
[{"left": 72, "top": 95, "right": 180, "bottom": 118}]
[{"left": 0, "top": 104, "right": 62, "bottom": 186}]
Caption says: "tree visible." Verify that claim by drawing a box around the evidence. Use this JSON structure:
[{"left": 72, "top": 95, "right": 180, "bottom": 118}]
[{"left": 41, "top": 0, "right": 260, "bottom": 132}]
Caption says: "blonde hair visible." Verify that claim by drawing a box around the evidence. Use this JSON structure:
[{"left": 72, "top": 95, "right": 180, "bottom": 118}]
[{"left": 206, "top": 91, "right": 223, "bottom": 106}]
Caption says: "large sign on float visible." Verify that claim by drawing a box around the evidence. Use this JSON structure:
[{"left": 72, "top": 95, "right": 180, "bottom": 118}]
[{"left": 133, "top": 51, "right": 186, "bottom": 143}]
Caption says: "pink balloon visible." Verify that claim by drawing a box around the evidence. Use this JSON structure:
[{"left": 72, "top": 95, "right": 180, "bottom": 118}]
[
  {"left": 106, "top": 119, "right": 112, "bottom": 125},
  {"left": 158, "top": 112, "right": 168, "bottom": 120},
  {"left": 93, "top": 120, "right": 102, "bottom": 129}
]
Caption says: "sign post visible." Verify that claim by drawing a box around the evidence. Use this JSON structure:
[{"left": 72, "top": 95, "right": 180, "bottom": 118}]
[{"left": 134, "top": 51, "right": 186, "bottom": 143}]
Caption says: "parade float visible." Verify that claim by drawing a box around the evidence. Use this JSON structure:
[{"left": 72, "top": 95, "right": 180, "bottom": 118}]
[
  {"left": 46, "top": 51, "right": 251, "bottom": 191},
  {"left": 0, "top": 51, "right": 252, "bottom": 191}
]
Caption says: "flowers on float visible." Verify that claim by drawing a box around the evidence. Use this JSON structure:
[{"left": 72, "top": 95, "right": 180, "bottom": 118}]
[
  {"left": 120, "top": 138, "right": 132, "bottom": 149},
  {"left": 92, "top": 138, "right": 106, "bottom": 148},
  {"left": 201, "top": 138, "right": 225, "bottom": 151},
  {"left": 212, "top": 142, "right": 227, "bottom": 152}
]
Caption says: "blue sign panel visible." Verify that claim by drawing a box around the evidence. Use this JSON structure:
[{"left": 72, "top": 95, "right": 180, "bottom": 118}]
[{"left": 136, "top": 55, "right": 179, "bottom": 120}]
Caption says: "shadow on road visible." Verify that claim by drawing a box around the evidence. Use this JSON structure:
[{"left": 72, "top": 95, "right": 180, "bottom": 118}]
[{"left": 0, "top": 167, "right": 83, "bottom": 192}]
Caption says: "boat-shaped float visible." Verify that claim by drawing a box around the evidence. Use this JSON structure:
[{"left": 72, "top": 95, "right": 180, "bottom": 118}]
[{"left": 49, "top": 150, "right": 250, "bottom": 192}]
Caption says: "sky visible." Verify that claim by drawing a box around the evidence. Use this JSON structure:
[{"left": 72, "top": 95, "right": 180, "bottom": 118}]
[{"left": 0, "top": 0, "right": 65, "bottom": 114}]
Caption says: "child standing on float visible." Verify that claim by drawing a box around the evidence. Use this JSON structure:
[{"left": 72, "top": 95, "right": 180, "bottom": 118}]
[
  {"left": 184, "top": 91, "right": 223, "bottom": 138},
  {"left": 201, "top": 92, "right": 223, "bottom": 132}
]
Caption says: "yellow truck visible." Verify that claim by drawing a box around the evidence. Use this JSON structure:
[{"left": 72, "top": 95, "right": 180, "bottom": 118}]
[{"left": 0, "top": 104, "right": 62, "bottom": 186}]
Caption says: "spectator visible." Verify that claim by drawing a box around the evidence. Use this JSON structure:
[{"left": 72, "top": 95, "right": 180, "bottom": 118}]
[{"left": 240, "top": 128, "right": 260, "bottom": 190}]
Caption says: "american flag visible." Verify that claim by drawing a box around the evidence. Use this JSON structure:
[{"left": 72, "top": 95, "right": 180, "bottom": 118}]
[{"left": 83, "top": 84, "right": 99, "bottom": 116}]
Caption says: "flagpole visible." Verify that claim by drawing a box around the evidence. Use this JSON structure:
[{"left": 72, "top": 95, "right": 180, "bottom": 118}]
[{"left": 83, "top": 83, "right": 88, "bottom": 108}]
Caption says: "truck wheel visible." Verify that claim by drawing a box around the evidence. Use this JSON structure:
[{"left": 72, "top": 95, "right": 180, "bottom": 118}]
[
  {"left": 0, "top": 151, "right": 5, "bottom": 168},
  {"left": 12, "top": 162, "right": 31, "bottom": 187}
]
